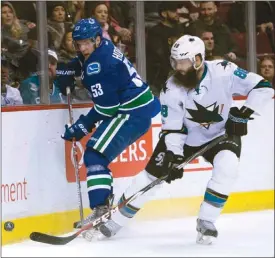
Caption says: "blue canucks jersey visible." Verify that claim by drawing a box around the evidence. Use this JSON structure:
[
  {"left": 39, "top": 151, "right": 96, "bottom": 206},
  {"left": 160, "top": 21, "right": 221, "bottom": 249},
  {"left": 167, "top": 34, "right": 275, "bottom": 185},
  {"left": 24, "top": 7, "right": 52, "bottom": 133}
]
[{"left": 69, "top": 39, "right": 160, "bottom": 125}]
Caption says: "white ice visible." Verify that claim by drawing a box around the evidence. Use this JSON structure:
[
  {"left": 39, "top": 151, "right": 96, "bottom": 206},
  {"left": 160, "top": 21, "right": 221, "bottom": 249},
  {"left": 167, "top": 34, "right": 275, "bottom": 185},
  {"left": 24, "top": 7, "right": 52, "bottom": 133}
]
[{"left": 2, "top": 210, "right": 274, "bottom": 257}]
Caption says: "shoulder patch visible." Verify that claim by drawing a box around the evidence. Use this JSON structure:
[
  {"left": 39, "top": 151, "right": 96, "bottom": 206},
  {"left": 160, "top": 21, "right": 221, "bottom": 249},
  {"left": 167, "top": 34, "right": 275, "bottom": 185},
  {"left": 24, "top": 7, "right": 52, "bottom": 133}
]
[{"left": 87, "top": 62, "right": 101, "bottom": 75}]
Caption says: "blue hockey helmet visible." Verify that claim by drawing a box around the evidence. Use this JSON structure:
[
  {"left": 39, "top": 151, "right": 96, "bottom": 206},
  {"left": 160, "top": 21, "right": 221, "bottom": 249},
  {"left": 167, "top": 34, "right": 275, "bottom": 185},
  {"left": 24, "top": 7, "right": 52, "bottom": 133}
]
[{"left": 72, "top": 18, "right": 102, "bottom": 42}]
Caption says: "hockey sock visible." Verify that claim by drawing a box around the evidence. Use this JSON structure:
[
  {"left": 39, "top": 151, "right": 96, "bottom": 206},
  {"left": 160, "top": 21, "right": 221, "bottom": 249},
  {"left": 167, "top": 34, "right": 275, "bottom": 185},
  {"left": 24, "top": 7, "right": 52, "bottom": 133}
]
[{"left": 84, "top": 149, "right": 113, "bottom": 209}]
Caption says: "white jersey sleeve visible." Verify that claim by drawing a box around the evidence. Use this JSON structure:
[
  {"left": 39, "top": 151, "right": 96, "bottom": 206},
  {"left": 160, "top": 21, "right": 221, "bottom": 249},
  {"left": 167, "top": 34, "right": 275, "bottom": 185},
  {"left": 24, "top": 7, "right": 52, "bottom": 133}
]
[
  {"left": 230, "top": 63, "right": 274, "bottom": 115},
  {"left": 160, "top": 77, "right": 187, "bottom": 156}
]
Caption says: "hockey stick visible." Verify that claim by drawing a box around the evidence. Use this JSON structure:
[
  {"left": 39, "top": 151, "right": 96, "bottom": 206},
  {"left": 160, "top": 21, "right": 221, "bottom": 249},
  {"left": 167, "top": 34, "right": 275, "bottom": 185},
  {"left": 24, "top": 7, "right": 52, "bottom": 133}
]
[
  {"left": 66, "top": 87, "right": 84, "bottom": 226},
  {"left": 30, "top": 133, "right": 227, "bottom": 245}
]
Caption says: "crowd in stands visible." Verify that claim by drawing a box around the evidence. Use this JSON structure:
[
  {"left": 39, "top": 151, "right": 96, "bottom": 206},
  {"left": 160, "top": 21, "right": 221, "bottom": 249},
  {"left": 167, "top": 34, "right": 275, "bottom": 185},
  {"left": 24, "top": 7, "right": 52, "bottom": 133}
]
[
  {"left": 1, "top": 1, "right": 274, "bottom": 106},
  {"left": 146, "top": 1, "right": 275, "bottom": 95}
]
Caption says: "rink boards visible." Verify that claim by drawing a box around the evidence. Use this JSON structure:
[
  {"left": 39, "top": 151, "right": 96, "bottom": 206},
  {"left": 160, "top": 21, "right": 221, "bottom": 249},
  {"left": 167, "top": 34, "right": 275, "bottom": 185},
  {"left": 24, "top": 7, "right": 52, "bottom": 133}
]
[{"left": 2, "top": 99, "right": 274, "bottom": 245}]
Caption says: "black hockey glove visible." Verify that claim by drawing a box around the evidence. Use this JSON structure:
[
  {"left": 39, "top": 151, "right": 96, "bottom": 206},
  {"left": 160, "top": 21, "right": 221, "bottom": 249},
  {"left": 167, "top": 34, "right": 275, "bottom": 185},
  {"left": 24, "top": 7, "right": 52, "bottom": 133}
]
[
  {"left": 225, "top": 106, "right": 254, "bottom": 136},
  {"left": 55, "top": 63, "right": 76, "bottom": 96},
  {"left": 162, "top": 151, "right": 185, "bottom": 184}
]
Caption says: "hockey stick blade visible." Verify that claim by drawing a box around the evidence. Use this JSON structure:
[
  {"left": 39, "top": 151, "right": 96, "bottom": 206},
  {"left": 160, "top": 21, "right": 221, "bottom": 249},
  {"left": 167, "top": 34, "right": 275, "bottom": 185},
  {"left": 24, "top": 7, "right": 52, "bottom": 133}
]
[
  {"left": 29, "top": 205, "right": 119, "bottom": 245},
  {"left": 30, "top": 134, "right": 227, "bottom": 245},
  {"left": 30, "top": 232, "right": 78, "bottom": 245}
]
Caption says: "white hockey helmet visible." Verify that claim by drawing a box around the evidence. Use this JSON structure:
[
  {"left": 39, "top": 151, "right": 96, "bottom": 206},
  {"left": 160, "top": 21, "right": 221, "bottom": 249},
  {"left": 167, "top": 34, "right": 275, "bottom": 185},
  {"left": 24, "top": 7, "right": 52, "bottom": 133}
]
[{"left": 170, "top": 35, "right": 205, "bottom": 70}]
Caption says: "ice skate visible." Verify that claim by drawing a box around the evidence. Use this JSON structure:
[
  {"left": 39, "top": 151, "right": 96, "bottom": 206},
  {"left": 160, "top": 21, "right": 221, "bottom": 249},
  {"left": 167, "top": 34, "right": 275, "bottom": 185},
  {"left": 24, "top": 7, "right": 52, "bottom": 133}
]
[
  {"left": 73, "top": 194, "right": 114, "bottom": 241},
  {"left": 196, "top": 218, "right": 218, "bottom": 245},
  {"left": 81, "top": 205, "right": 111, "bottom": 241},
  {"left": 99, "top": 218, "right": 123, "bottom": 238}
]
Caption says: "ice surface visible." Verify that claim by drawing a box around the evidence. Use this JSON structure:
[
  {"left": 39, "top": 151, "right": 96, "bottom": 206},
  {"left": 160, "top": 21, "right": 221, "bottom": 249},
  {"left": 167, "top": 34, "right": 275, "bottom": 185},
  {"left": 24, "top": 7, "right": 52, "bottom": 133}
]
[{"left": 2, "top": 210, "right": 274, "bottom": 257}]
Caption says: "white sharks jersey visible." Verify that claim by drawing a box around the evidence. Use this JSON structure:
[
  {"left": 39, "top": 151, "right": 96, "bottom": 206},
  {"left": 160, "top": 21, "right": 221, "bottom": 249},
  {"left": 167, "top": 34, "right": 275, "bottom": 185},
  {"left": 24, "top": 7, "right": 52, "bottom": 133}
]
[{"left": 160, "top": 60, "right": 274, "bottom": 154}]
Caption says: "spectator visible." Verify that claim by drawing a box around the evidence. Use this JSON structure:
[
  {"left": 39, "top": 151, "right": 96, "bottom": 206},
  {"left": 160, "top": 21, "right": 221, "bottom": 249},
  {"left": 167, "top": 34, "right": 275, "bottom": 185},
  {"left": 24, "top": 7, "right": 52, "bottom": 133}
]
[
  {"left": 58, "top": 31, "right": 90, "bottom": 102},
  {"left": 66, "top": 1, "right": 85, "bottom": 23},
  {"left": 259, "top": 57, "right": 275, "bottom": 86},
  {"left": 86, "top": 1, "right": 133, "bottom": 42},
  {"left": 105, "top": 1, "right": 136, "bottom": 59},
  {"left": 8, "top": 1, "right": 37, "bottom": 23},
  {"left": 88, "top": 2, "right": 119, "bottom": 44},
  {"left": 144, "top": 2, "right": 161, "bottom": 29},
  {"left": 256, "top": 2, "right": 275, "bottom": 53},
  {"left": 228, "top": 1, "right": 275, "bottom": 33},
  {"left": 177, "top": 4, "right": 190, "bottom": 27},
  {"left": 146, "top": 1, "right": 184, "bottom": 96},
  {"left": 1, "top": 1, "right": 39, "bottom": 84},
  {"left": 88, "top": 2, "right": 133, "bottom": 57},
  {"left": 144, "top": 1, "right": 199, "bottom": 30},
  {"left": 108, "top": 1, "right": 134, "bottom": 40},
  {"left": 185, "top": 1, "right": 238, "bottom": 61},
  {"left": 227, "top": 1, "right": 246, "bottom": 33},
  {"left": 200, "top": 31, "right": 223, "bottom": 60},
  {"left": 58, "top": 30, "right": 76, "bottom": 63},
  {"left": 228, "top": 1, "right": 275, "bottom": 53},
  {"left": 19, "top": 49, "right": 65, "bottom": 104},
  {"left": 47, "top": 1, "right": 73, "bottom": 50},
  {"left": 256, "top": 2, "right": 275, "bottom": 33},
  {"left": 1, "top": 1, "right": 31, "bottom": 65},
  {"left": 1, "top": 54, "right": 23, "bottom": 106},
  {"left": 188, "top": 1, "right": 200, "bottom": 22},
  {"left": 107, "top": 1, "right": 134, "bottom": 30},
  {"left": 177, "top": 1, "right": 200, "bottom": 27}
]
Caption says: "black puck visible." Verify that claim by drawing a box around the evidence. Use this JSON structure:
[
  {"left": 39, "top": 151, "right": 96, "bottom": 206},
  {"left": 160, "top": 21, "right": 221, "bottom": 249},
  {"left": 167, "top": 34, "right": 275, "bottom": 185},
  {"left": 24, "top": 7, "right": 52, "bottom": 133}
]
[{"left": 4, "top": 221, "right": 14, "bottom": 231}]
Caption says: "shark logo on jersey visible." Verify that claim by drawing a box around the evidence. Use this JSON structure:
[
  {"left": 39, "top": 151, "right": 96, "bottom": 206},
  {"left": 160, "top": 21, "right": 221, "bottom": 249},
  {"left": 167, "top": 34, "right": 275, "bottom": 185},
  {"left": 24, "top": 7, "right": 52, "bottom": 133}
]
[
  {"left": 217, "top": 60, "right": 231, "bottom": 70},
  {"left": 186, "top": 101, "right": 224, "bottom": 129},
  {"left": 87, "top": 62, "right": 101, "bottom": 75}
]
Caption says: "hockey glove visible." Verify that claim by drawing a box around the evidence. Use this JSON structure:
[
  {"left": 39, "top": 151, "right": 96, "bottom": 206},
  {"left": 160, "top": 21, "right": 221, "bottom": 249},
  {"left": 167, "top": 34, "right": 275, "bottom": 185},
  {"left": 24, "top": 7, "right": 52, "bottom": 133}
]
[
  {"left": 162, "top": 151, "right": 185, "bottom": 184},
  {"left": 55, "top": 63, "right": 76, "bottom": 96},
  {"left": 225, "top": 107, "right": 254, "bottom": 136},
  {"left": 61, "top": 115, "right": 95, "bottom": 141}
]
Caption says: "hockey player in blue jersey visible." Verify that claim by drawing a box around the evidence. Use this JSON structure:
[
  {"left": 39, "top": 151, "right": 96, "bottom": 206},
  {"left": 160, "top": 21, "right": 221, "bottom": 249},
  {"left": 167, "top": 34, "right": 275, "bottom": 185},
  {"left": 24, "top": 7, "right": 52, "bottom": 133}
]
[{"left": 61, "top": 18, "right": 160, "bottom": 240}]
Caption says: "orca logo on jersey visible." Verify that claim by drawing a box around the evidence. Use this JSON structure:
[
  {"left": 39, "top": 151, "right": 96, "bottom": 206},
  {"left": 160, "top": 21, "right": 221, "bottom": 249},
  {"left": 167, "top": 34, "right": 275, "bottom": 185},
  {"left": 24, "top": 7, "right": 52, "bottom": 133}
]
[
  {"left": 186, "top": 101, "right": 224, "bottom": 129},
  {"left": 87, "top": 62, "right": 101, "bottom": 75}
]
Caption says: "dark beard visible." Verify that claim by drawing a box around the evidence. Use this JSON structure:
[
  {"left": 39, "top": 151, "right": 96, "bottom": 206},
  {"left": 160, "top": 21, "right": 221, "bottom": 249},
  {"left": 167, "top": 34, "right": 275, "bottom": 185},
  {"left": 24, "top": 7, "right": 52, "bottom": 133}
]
[{"left": 173, "top": 69, "right": 198, "bottom": 89}]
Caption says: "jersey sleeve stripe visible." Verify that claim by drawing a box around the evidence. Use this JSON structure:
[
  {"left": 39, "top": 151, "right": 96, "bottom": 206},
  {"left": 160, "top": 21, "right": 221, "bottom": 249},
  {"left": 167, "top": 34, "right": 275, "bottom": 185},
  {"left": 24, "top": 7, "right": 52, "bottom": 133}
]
[{"left": 119, "top": 87, "right": 154, "bottom": 110}]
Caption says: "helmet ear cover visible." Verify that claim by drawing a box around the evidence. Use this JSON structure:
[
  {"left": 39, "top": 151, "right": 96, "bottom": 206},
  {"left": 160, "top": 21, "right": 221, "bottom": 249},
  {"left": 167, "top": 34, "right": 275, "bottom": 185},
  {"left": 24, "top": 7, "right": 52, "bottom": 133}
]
[{"left": 193, "top": 53, "right": 203, "bottom": 70}]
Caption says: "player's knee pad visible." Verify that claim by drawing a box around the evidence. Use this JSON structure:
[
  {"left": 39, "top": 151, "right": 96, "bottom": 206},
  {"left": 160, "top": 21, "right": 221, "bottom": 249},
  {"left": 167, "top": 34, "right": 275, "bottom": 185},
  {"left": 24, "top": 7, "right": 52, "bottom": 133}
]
[
  {"left": 211, "top": 150, "right": 239, "bottom": 193},
  {"left": 118, "top": 170, "right": 162, "bottom": 218},
  {"left": 84, "top": 148, "right": 113, "bottom": 209},
  {"left": 205, "top": 150, "right": 239, "bottom": 209}
]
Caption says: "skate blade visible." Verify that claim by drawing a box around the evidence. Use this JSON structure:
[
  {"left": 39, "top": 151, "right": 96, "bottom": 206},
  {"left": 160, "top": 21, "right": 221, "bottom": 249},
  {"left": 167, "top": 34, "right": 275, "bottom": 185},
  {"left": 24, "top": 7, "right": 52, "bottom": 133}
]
[
  {"left": 82, "top": 230, "right": 106, "bottom": 242},
  {"left": 196, "top": 232, "right": 216, "bottom": 245}
]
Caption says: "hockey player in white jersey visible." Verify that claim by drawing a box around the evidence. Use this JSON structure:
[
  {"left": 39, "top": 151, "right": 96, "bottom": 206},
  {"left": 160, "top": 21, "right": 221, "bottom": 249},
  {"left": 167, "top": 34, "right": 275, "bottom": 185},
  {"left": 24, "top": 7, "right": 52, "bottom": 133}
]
[{"left": 96, "top": 35, "right": 274, "bottom": 244}]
